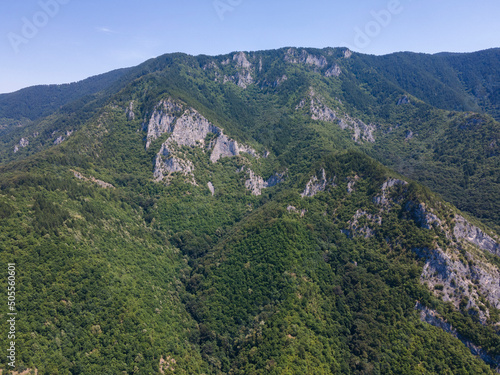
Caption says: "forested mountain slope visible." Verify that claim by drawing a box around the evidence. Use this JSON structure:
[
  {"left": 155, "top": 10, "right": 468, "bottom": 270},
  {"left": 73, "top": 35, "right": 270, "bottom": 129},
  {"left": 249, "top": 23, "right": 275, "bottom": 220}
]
[{"left": 1, "top": 47, "right": 500, "bottom": 374}]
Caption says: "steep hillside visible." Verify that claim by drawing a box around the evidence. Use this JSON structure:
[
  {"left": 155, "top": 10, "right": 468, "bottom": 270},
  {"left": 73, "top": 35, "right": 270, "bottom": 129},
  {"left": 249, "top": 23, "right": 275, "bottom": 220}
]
[
  {"left": 0, "top": 67, "right": 132, "bottom": 122},
  {"left": 359, "top": 48, "right": 500, "bottom": 120},
  {"left": 1, "top": 47, "right": 500, "bottom": 374},
  {"left": 3, "top": 48, "right": 499, "bottom": 230}
]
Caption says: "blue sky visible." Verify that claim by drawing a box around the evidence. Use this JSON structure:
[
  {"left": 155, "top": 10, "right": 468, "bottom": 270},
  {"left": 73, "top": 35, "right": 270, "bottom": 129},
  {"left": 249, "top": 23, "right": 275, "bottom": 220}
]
[{"left": 1, "top": 0, "right": 499, "bottom": 93}]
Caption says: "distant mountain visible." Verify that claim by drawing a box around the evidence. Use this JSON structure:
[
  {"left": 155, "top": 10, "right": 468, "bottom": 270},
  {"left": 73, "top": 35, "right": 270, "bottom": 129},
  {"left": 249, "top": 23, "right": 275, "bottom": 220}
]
[
  {"left": 1, "top": 47, "right": 500, "bottom": 374},
  {"left": 359, "top": 48, "right": 500, "bottom": 120},
  {"left": 0, "top": 67, "right": 133, "bottom": 121}
]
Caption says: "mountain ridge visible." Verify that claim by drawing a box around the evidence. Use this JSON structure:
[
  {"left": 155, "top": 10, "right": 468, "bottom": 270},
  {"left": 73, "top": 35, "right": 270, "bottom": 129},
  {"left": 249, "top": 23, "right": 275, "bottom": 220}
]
[{"left": 1, "top": 46, "right": 500, "bottom": 374}]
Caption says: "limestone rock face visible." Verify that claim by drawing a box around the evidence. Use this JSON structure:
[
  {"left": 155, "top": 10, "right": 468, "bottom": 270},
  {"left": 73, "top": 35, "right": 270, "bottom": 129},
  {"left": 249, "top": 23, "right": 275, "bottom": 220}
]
[
  {"left": 226, "top": 51, "right": 254, "bottom": 88},
  {"left": 372, "top": 177, "right": 500, "bottom": 326},
  {"left": 126, "top": 101, "right": 135, "bottom": 121},
  {"left": 415, "top": 302, "right": 500, "bottom": 370},
  {"left": 210, "top": 133, "right": 257, "bottom": 163},
  {"left": 373, "top": 178, "right": 408, "bottom": 206},
  {"left": 454, "top": 215, "right": 500, "bottom": 256},
  {"left": 145, "top": 98, "right": 257, "bottom": 184},
  {"left": 153, "top": 143, "right": 195, "bottom": 182},
  {"left": 72, "top": 169, "right": 115, "bottom": 189},
  {"left": 397, "top": 95, "right": 411, "bottom": 105},
  {"left": 346, "top": 210, "right": 382, "bottom": 239},
  {"left": 14, "top": 137, "right": 29, "bottom": 153},
  {"left": 168, "top": 109, "right": 219, "bottom": 148},
  {"left": 236, "top": 71, "right": 254, "bottom": 89},
  {"left": 284, "top": 48, "right": 328, "bottom": 68},
  {"left": 405, "top": 201, "right": 442, "bottom": 229},
  {"left": 233, "top": 51, "right": 251, "bottom": 69},
  {"left": 301, "top": 168, "right": 333, "bottom": 197},
  {"left": 325, "top": 65, "right": 341, "bottom": 77},
  {"left": 207, "top": 182, "right": 215, "bottom": 196},
  {"left": 415, "top": 245, "right": 500, "bottom": 325},
  {"left": 245, "top": 169, "right": 284, "bottom": 196},
  {"left": 307, "top": 89, "right": 376, "bottom": 143},
  {"left": 146, "top": 99, "right": 183, "bottom": 149}
]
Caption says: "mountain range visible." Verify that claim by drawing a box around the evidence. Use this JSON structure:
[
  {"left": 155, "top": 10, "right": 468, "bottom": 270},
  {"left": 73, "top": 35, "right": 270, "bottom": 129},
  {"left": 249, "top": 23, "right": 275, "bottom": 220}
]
[{"left": 1, "top": 47, "right": 500, "bottom": 374}]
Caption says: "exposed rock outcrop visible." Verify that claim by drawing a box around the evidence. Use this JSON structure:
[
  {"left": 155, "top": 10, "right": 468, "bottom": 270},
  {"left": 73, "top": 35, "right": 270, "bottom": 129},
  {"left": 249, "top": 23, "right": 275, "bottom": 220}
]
[
  {"left": 146, "top": 98, "right": 257, "bottom": 184},
  {"left": 221, "top": 52, "right": 254, "bottom": 88},
  {"left": 72, "top": 169, "right": 115, "bottom": 189},
  {"left": 454, "top": 215, "right": 500, "bottom": 256},
  {"left": 233, "top": 51, "right": 251, "bottom": 69},
  {"left": 245, "top": 169, "right": 284, "bottom": 196},
  {"left": 126, "top": 101, "right": 135, "bottom": 121},
  {"left": 153, "top": 144, "right": 195, "bottom": 183},
  {"left": 284, "top": 48, "right": 328, "bottom": 68},
  {"left": 405, "top": 201, "right": 442, "bottom": 229},
  {"left": 325, "top": 65, "right": 341, "bottom": 77},
  {"left": 14, "top": 137, "right": 29, "bottom": 153},
  {"left": 373, "top": 178, "right": 408, "bottom": 206},
  {"left": 53, "top": 130, "right": 73, "bottom": 146},
  {"left": 416, "top": 302, "right": 500, "bottom": 371},
  {"left": 210, "top": 133, "right": 257, "bottom": 163},
  {"left": 301, "top": 168, "right": 334, "bottom": 197},
  {"left": 146, "top": 99, "right": 184, "bottom": 149},
  {"left": 371, "top": 177, "right": 500, "bottom": 327},
  {"left": 346, "top": 175, "right": 360, "bottom": 194},
  {"left": 397, "top": 95, "right": 410, "bottom": 105},
  {"left": 415, "top": 246, "right": 500, "bottom": 324},
  {"left": 207, "top": 182, "right": 215, "bottom": 196},
  {"left": 287, "top": 205, "right": 307, "bottom": 217},
  {"left": 405, "top": 130, "right": 414, "bottom": 140},
  {"left": 346, "top": 210, "right": 382, "bottom": 238},
  {"left": 307, "top": 89, "right": 376, "bottom": 143}
]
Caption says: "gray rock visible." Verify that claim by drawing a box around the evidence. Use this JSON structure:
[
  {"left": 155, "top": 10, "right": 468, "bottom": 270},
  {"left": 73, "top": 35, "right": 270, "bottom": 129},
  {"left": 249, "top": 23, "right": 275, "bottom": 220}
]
[
  {"left": 301, "top": 168, "right": 332, "bottom": 197},
  {"left": 147, "top": 98, "right": 258, "bottom": 184},
  {"left": 146, "top": 98, "right": 183, "bottom": 149},
  {"left": 126, "top": 101, "right": 135, "bottom": 121},
  {"left": 415, "top": 244, "right": 500, "bottom": 324},
  {"left": 405, "top": 130, "right": 414, "bottom": 140},
  {"left": 72, "top": 170, "right": 115, "bottom": 189},
  {"left": 153, "top": 144, "right": 194, "bottom": 182},
  {"left": 405, "top": 201, "right": 442, "bottom": 229},
  {"left": 325, "top": 65, "right": 341, "bottom": 77},
  {"left": 284, "top": 48, "right": 327, "bottom": 68},
  {"left": 307, "top": 89, "right": 375, "bottom": 143},
  {"left": 287, "top": 205, "right": 307, "bottom": 217},
  {"left": 169, "top": 109, "right": 220, "bottom": 147},
  {"left": 207, "top": 182, "right": 215, "bottom": 196},
  {"left": 397, "top": 95, "right": 410, "bottom": 105},
  {"left": 210, "top": 132, "right": 256, "bottom": 163},
  {"left": 245, "top": 169, "right": 284, "bottom": 196},
  {"left": 416, "top": 302, "right": 500, "bottom": 370},
  {"left": 346, "top": 209, "right": 382, "bottom": 238},
  {"left": 14, "top": 137, "right": 29, "bottom": 153},
  {"left": 373, "top": 178, "right": 408, "bottom": 206},
  {"left": 236, "top": 70, "right": 254, "bottom": 89},
  {"left": 233, "top": 51, "right": 251, "bottom": 69},
  {"left": 454, "top": 215, "right": 500, "bottom": 256}
]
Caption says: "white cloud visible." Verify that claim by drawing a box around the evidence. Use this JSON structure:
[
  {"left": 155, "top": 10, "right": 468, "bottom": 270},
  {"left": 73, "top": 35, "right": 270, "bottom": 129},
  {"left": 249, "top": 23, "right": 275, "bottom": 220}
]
[{"left": 96, "top": 27, "right": 117, "bottom": 34}]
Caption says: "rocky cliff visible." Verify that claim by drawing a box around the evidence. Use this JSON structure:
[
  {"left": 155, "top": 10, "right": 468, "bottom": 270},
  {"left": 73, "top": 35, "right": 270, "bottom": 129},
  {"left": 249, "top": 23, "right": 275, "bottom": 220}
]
[
  {"left": 300, "top": 88, "right": 376, "bottom": 143},
  {"left": 145, "top": 98, "right": 263, "bottom": 187}
]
